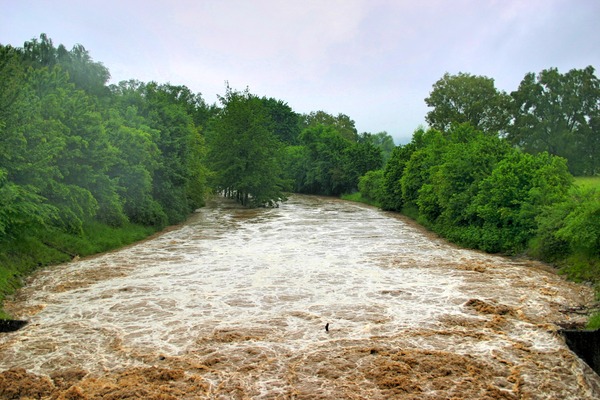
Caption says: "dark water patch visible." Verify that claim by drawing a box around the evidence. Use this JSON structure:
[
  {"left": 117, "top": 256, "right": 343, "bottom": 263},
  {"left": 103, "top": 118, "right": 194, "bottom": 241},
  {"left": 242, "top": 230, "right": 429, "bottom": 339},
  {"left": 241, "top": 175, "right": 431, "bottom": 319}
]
[{"left": 0, "top": 319, "right": 28, "bottom": 332}]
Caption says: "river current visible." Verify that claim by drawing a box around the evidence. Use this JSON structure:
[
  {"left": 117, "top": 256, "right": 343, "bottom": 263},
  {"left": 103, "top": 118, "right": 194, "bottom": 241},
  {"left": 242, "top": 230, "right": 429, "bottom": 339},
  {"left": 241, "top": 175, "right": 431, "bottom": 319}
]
[{"left": 1, "top": 194, "right": 599, "bottom": 399}]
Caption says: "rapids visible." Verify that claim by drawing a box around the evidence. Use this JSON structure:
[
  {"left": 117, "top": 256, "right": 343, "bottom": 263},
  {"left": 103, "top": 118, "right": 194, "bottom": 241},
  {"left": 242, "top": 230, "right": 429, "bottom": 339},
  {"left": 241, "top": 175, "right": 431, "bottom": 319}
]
[{"left": 1, "top": 194, "right": 599, "bottom": 399}]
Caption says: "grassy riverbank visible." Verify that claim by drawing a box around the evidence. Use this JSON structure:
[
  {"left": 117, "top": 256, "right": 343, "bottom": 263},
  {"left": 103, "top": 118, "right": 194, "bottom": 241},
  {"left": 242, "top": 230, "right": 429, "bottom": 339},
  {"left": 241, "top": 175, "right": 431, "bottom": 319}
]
[
  {"left": 341, "top": 192, "right": 381, "bottom": 208},
  {"left": 0, "top": 222, "right": 157, "bottom": 319}
]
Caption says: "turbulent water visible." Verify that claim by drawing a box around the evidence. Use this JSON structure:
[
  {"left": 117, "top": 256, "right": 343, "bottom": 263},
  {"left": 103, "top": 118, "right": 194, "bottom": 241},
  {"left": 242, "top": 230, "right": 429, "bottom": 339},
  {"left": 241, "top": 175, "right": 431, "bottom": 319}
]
[{"left": 1, "top": 194, "right": 599, "bottom": 399}]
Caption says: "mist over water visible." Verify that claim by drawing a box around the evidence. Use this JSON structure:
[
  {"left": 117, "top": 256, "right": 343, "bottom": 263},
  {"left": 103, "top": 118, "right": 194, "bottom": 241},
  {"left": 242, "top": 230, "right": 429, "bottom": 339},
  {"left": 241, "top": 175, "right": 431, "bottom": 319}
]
[{"left": 1, "top": 195, "right": 599, "bottom": 398}]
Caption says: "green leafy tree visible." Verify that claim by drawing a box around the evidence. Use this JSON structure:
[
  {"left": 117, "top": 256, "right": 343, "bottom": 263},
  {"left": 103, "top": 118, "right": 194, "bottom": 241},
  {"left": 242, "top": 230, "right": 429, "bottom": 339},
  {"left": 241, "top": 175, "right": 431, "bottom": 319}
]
[
  {"left": 471, "top": 151, "right": 573, "bottom": 252},
  {"left": 534, "top": 186, "right": 600, "bottom": 263},
  {"left": 0, "top": 44, "right": 95, "bottom": 236},
  {"left": 368, "top": 131, "right": 395, "bottom": 162},
  {"left": 358, "top": 169, "right": 385, "bottom": 204},
  {"left": 344, "top": 135, "right": 383, "bottom": 190},
  {"left": 381, "top": 145, "right": 410, "bottom": 211},
  {"left": 104, "top": 107, "right": 167, "bottom": 227},
  {"left": 555, "top": 188, "right": 600, "bottom": 257},
  {"left": 206, "top": 86, "right": 288, "bottom": 206},
  {"left": 400, "top": 129, "right": 447, "bottom": 209},
  {"left": 22, "top": 34, "right": 111, "bottom": 98},
  {"left": 301, "top": 111, "right": 358, "bottom": 142},
  {"left": 29, "top": 66, "right": 125, "bottom": 228},
  {"left": 282, "top": 145, "right": 310, "bottom": 193},
  {"left": 141, "top": 82, "right": 209, "bottom": 220},
  {"left": 260, "top": 97, "right": 301, "bottom": 144},
  {"left": 509, "top": 66, "right": 600, "bottom": 175},
  {"left": 298, "top": 124, "right": 353, "bottom": 195},
  {"left": 430, "top": 124, "right": 511, "bottom": 228},
  {"left": 425, "top": 72, "right": 511, "bottom": 134}
]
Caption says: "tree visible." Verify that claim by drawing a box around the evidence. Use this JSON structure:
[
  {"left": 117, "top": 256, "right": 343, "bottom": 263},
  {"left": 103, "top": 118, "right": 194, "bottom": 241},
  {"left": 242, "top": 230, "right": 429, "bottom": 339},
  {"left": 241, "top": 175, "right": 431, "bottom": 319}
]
[
  {"left": 425, "top": 72, "right": 511, "bottom": 134},
  {"left": 400, "top": 129, "right": 447, "bottom": 209},
  {"left": 358, "top": 169, "right": 385, "bottom": 204},
  {"left": 298, "top": 124, "right": 353, "bottom": 195},
  {"left": 472, "top": 151, "right": 572, "bottom": 252},
  {"left": 368, "top": 131, "right": 395, "bottom": 162},
  {"left": 0, "top": 43, "right": 108, "bottom": 234},
  {"left": 429, "top": 125, "right": 511, "bottom": 228},
  {"left": 141, "top": 82, "right": 209, "bottom": 220},
  {"left": 301, "top": 111, "right": 358, "bottom": 142},
  {"left": 509, "top": 66, "right": 600, "bottom": 175},
  {"left": 381, "top": 144, "right": 412, "bottom": 211},
  {"left": 282, "top": 145, "right": 310, "bottom": 193},
  {"left": 22, "top": 34, "right": 111, "bottom": 98},
  {"left": 260, "top": 97, "right": 301, "bottom": 144},
  {"left": 104, "top": 106, "right": 167, "bottom": 227},
  {"left": 344, "top": 135, "right": 383, "bottom": 189},
  {"left": 0, "top": 47, "right": 60, "bottom": 237},
  {"left": 206, "top": 86, "right": 288, "bottom": 206}
]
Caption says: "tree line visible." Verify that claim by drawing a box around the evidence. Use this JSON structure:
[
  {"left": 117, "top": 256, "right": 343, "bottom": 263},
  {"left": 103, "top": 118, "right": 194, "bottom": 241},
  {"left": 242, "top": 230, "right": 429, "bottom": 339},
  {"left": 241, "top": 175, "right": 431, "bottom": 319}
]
[
  {"left": 425, "top": 70, "right": 599, "bottom": 176},
  {"left": 1, "top": 35, "right": 598, "bottom": 290},
  {"left": 0, "top": 35, "right": 393, "bottom": 247}
]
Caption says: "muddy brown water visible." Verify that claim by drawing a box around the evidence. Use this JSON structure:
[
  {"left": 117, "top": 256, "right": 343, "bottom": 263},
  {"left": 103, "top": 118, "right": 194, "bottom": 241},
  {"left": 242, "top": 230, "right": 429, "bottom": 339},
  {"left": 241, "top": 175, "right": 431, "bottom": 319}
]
[{"left": 1, "top": 194, "right": 599, "bottom": 399}]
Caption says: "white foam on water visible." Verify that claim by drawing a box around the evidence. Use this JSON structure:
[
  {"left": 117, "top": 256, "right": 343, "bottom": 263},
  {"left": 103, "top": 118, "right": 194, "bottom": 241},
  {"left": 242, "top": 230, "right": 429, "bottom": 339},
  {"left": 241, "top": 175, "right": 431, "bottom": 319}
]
[{"left": 1, "top": 194, "right": 597, "bottom": 398}]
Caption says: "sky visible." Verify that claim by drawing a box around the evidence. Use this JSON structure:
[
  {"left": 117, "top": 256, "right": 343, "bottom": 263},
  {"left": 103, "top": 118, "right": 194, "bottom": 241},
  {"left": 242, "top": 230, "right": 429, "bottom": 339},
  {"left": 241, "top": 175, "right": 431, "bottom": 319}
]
[{"left": 2, "top": 0, "right": 599, "bottom": 144}]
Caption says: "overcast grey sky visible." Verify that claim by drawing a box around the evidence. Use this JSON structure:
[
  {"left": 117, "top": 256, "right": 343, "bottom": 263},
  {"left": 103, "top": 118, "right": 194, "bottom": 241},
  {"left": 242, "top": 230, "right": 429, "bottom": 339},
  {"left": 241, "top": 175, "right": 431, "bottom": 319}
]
[{"left": 2, "top": 0, "right": 599, "bottom": 144}]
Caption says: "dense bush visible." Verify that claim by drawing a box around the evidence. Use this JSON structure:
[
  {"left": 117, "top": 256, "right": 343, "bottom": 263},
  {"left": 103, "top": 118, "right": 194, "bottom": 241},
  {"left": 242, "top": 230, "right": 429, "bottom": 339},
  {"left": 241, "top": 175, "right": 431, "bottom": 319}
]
[
  {"left": 358, "top": 169, "right": 385, "bottom": 205},
  {"left": 364, "top": 124, "right": 575, "bottom": 254}
]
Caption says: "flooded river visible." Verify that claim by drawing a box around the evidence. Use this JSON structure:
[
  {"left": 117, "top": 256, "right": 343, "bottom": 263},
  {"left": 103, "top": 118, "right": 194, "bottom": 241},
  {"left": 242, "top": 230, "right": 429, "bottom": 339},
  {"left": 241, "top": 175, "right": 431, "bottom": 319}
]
[{"left": 1, "top": 194, "right": 599, "bottom": 399}]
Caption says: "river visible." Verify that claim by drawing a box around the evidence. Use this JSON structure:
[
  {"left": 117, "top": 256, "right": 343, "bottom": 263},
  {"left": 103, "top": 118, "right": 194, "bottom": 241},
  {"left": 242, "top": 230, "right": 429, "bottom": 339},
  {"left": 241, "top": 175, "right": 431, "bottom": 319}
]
[{"left": 1, "top": 194, "right": 598, "bottom": 399}]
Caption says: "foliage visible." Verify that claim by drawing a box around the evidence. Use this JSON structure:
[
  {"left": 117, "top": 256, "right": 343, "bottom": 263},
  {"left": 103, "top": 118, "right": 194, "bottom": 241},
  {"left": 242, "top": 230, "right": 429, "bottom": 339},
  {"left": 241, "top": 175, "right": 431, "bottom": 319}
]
[
  {"left": 588, "top": 313, "right": 600, "bottom": 329},
  {"left": 470, "top": 151, "right": 572, "bottom": 252},
  {"left": 533, "top": 186, "right": 600, "bottom": 260},
  {"left": 379, "top": 135, "right": 419, "bottom": 211},
  {"left": 574, "top": 176, "right": 600, "bottom": 190},
  {"left": 358, "top": 169, "right": 385, "bottom": 206},
  {"left": 138, "top": 82, "right": 209, "bottom": 221},
  {"left": 366, "top": 131, "right": 395, "bottom": 163},
  {"left": 260, "top": 97, "right": 301, "bottom": 145},
  {"left": 295, "top": 122, "right": 382, "bottom": 196},
  {"left": 0, "top": 35, "right": 213, "bottom": 316},
  {"left": 365, "top": 124, "right": 574, "bottom": 254},
  {"left": 425, "top": 72, "right": 511, "bottom": 134},
  {"left": 205, "top": 86, "right": 289, "bottom": 206},
  {"left": 298, "top": 124, "right": 352, "bottom": 195},
  {"left": 301, "top": 111, "right": 358, "bottom": 142},
  {"left": 508, "top": 66, "right": 600, "bottom": 175}
]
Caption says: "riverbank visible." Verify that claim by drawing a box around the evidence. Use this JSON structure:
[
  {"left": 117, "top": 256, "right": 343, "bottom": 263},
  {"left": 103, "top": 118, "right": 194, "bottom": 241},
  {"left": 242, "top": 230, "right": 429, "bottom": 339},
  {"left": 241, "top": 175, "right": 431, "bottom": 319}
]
[
  {"left": 343, "top": 187, "right": 600, "bottom": 329},
  {"left": 1, "top": 194, "right": 598, "bottom": 398},
  {"left": 0, "top": 221, "right": 158, "bottom": 319}
]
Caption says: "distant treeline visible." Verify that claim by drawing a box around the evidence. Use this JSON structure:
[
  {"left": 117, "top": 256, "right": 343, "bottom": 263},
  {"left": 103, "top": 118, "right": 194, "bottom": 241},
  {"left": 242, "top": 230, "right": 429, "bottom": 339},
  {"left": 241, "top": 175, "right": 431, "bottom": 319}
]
[{"left": 0, "top": 34, "right": 599, "bottom": 313}]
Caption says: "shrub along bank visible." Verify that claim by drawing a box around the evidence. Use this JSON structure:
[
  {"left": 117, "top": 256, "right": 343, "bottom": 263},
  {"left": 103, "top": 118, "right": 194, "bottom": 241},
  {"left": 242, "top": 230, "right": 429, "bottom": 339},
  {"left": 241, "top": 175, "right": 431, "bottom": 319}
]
[{"left": 356, "top": 125, "right": 600, "bottom": 327}]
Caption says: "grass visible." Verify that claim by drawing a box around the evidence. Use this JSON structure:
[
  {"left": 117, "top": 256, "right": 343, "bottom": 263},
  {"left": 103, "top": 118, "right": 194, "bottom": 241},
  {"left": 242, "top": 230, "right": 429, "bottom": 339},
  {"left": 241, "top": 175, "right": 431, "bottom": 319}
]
[
  {"left": 0, "top": 221, "right": 157, "bottom": 319},
  {"left": 574, "top": 176, "right": 600, "bottom": 190},
  {"left": 340, "top": 192, "right": 381, "bottom": 208},
  {"left": 587, "top": 313, "right": 600, "bottom": 330}
]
